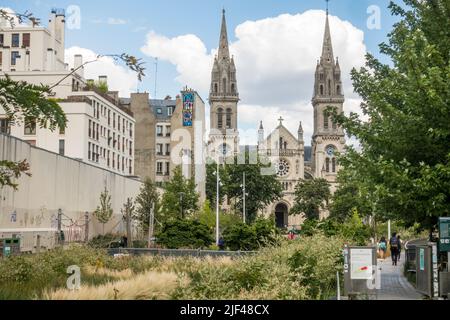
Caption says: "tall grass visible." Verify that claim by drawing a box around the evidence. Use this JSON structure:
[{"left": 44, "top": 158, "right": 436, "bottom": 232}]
[{"left": 43, "top": 271, "right": 179, "bottom": 300}]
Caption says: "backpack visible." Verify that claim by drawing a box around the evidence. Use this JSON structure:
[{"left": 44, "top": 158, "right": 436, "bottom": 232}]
[
  {"left": 379, "top": 242, "right": 386, "bottom": 250},
  {"left": 390, "top": 237, "right": 398, "bottom": 249}
]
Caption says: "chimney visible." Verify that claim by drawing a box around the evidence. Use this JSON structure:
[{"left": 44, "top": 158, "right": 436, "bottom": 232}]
[
  {"left": 98, "top": 75, "right": 108, "bottom": 86},
  {"left": 74, "top": 54, "right": 84, "bottom": 77}
]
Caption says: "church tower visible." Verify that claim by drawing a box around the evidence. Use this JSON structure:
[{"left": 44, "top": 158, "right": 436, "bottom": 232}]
[
  {"left": 209, "top": 9, "right": 240, "bottom": 157},
  {"left": 311, "top": 9, "right": 346, "bottom": 183}
]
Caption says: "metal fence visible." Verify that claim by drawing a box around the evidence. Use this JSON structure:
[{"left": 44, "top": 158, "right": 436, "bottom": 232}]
[{"left": 107, "top": 248, "right": 257, "bottom": 258}]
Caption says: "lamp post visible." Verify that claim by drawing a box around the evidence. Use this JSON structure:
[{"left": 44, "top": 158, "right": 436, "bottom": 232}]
[
  {"left": 179, "top": 192, "right": 185, "bottom": 219},
  {"left": 241, "top": 172, "right": 247, "bottom": 224},
  {"left": 216, "top": 161, "right": 220, "bottom": 246}
]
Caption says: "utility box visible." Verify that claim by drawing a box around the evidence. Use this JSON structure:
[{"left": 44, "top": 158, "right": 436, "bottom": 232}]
[
  {"left": 416, "top": 243, "right": 440, "bottom": 298},
  {"left": 343, "top": 246, "right": 378, "bottom": 298},
  {"left": 439, "top": 217, "right": 450, "bottom": 253},
  {"left": 0, "top": 238, "right": 21, "bottom": 258},
  {"left": 439, "top": 271, "right": 450, "bottom": 298}
]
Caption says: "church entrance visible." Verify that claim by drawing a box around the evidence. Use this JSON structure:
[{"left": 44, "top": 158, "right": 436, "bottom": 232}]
[{"left": 275, "top": 203, "right": 288, "bottom": 229}]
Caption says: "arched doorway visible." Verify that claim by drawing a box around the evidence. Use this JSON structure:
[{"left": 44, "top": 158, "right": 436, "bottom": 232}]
[{"left": 275, "top": 203, "right": 288, "bottom": 229}]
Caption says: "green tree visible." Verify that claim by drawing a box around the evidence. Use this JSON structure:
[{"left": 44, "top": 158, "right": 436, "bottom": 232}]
[
  {"left": 330, "top": 0, "right": 450, "bottom": 231},
  {"left": 156, "top": 219, "right": 214, "bottom": 249},
  {"left": 94, "top": 187, "right": 114, "bottom": 235},
  {"left": 121, "top": 198, "right": 135, "bottom": 248},
  {"left": 291, "top": 178, "right": 331, "bottom": 220},
  {"left": 160, "top": 166, "right": 199, "bottom": 220},
  {"left": 219, "top": 152, "right": 283, "bottom": 223},
  {"left": 194, "top": 200, "right": 241, "bottom": 234},
  {"left": 134, "top": 178, "right": 160, "bottom": 233}
]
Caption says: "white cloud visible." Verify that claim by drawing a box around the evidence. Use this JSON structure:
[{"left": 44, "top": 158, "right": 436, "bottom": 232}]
[
  {"left": 107, "top": 17, "right": 127, "bottom": 25},
  {"left": 141, "top": 10, "right": 367, "bottom": 145},
  {"left": 65, "top": 46, "right": 139, "bottom": 97}
]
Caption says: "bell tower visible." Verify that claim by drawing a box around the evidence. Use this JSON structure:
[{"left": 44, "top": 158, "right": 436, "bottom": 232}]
[
  {"left": 311, "top": 8, "right": 346, "bottom": 182},
  {"left": 209, "top": 9, "right": 239, "bottom": 157}
]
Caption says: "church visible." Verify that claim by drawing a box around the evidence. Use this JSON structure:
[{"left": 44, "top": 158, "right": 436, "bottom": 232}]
[{"left": 208, "top": 8, "right": 346, "bottom": 229}]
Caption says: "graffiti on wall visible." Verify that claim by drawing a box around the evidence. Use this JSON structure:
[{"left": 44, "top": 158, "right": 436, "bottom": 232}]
[{"left": 182, "top": 93, "right": 194, "bottom": 127}]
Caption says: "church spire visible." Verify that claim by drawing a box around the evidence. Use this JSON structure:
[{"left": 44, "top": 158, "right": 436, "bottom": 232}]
[
  {"left": 218, "top": 9, "right": 230, "bottom": 61},
  {"left": 321, "top": 5, "right": 334, "bottom": 65}
]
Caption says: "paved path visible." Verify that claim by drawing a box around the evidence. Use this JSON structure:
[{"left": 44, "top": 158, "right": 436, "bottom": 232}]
[{"left": 376, "top": 253, "right": 423, "bottom": 300}]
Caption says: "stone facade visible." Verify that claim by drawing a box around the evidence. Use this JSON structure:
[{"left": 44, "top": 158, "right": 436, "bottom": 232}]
[{"left": 258, "top": 11, "right": 346, "bottom": 228}]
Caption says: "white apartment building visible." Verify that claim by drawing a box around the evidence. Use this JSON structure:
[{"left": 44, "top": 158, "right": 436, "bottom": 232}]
[{"left": 0, "top": 9, "right": 135, "bottom": 176}]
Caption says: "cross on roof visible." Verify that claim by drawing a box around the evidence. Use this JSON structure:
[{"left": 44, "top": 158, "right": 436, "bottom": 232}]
[{"left": 278, "top": 116, "right": 284, "bottom": 126}]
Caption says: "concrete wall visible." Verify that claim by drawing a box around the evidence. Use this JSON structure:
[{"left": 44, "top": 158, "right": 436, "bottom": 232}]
[
  {"left": 130, "top": 93, "right": 156, "bottom": 181},
  {"left": 0, "top": 134, "right": 142, "bottom": 239}
]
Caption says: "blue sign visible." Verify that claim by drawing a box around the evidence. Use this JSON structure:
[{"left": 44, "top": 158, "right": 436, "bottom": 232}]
[{"left": 182, "top": 93, "right": 194, "bottom": 127}]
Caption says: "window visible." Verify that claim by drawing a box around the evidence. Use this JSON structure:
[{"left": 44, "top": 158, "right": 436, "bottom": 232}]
[
  {"left": 129, "top": 141, "right": 132, "bottom": 156},
  {"left": 88, "top": 143, "right": 91, "bottom": 160},
  {"left": 214, "top": 83, "right": 218, "bottom": 93},
  {"left": 156, "top": 162, "right": 163, "bottom": 175},
  {"left": 222, "top": 78, "right": 227, "bottom": 93},
  {"left": 319, "top": 73, "right": 324, "bottom": 81},
  {"left": 0, "top": 34, "right": 4, "bottom": 46},
  {"left": 166, "top": 144, "right": 170, "bottom": 156},
  {"left": 122, "top": 157, "right": 124, "bottom": 172},
  {"left": 165, "top": 162, "right": 170, "bottom": 175},
  {"left": 11, "top": 51, "right": 20, "bottom": 65},
  {"left": 332, "top": 158, "right": 336, "bottom": 173},
  {"left": 166, "top": 126, "right": 171, "bottom": 137},
  {"left": 24, "top": 119, "right": 36, "bottom": 135},
  {"left": 22, "top": 33, "right": 30, "bottom": 47},
  {"left": 324, "top": 112, "right": 329, "bottom": 130},
  {"left": 326, "top": 158, "right": 330, "bottom": 173},
  {"left": 157, "top": 144, "right": 163, "bottom": 155},
  {"left": 118, "top": 116, "right": 121, "bottom": 131},
  {"left": 336, "top": 85, "right": 341, "bottom": 95},
  {"left": 112, "top": 152, "right": 115, "bottom": 168},
  {"left": 217, "top": 108, "right": 223, "bottom": 129},
  {"left": 129, "top": 123, "right": 133, "bottom": 138},
  {"left": 157, "top": 108, "right": 162, "bottom": 114},
  {"left": 12, "top": 34, "right": 19, "bottom": 47},
  {"left": 0, "top": 118, "right": 10, "bottom": 134},
  {"left": 107, "top": 151, "right": 110, "bottom": 167},
  {"left": 129, "top": 160, "right": 132, "bottom": 175},
  {"left": 59, "top": 140, "right": 65, "bottom": 156},
  {"left": 320, "top": 85, "right": 324, "bottom": 95},
  {"left": 167, "top": 107, "right": 173, "bottom": 116},
  {"left": 0, "top": 52, "right": 2, "bottom": 66},
  {"left": 226, "top": 108, "right": 232, "bottom": 128},
  {"left": 157, "top": 126, "right": 163, "bottom": 136}
]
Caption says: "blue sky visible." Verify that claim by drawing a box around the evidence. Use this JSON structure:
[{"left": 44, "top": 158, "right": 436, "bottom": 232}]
[
  {"left": 4, "top": 0, "right": 398, "bottom": 97},
  {"left": 3, "top": 0, "right": 402, "bottom": 144}
]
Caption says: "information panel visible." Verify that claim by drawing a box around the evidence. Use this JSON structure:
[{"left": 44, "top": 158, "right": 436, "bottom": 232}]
[
  {"left": 439, "top": 217, "right": 450, "bottom": 252},
  {"left": 350, "top": 248, "right": 373, "bottom": 280}
]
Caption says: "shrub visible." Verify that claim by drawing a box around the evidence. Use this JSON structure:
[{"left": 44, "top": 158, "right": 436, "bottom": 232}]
[
  {"left": 88, "top": 234, "right": 122, "bottom": 248},
  {"left": 156, "top": 219, "right": 214, "bottom": 249},
  {"left": 222, "top": 218, "right": 279, "bottom": 251}
]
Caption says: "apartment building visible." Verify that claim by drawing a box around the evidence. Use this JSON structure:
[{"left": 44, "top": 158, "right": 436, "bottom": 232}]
[{"left": 0, "top": 9, "right": 135, "bottom": 175}]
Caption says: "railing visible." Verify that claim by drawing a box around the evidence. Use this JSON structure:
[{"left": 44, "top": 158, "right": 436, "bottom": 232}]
[
  {"left": 107, "top": 248, "right": 257, "bottom": 258},
  {"left": 259, "top": 149, "right": 302, "bottom": 157}
]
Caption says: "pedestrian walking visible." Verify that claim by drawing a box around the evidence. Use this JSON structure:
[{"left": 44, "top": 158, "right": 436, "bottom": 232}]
[
  {"left": 389, "top": 232, "right": 400, "bottom": 266},
  {"left": 378, "top": 237, "right": 387, "bottom": 260},
  {"left": 397, "top": 235, "right": 402, "bottom": 261},
  {"left": 218, "top": 237, "right": 225, "bottom": 251}
]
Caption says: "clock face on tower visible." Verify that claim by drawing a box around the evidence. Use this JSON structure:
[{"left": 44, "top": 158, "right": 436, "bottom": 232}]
[{"left": 326, "top": 146, "right": 336, "bottom": 157}]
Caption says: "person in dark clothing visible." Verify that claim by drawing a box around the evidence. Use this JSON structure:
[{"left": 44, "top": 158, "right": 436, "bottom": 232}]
[
  {"left": 389, "top": 233, "right": 400, "bottom": 266},
  {"left": 218, "top": 237, "right": 225, "bottom": 251}
]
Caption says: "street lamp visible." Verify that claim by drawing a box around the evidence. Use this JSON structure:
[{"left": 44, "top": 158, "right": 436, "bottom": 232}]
[
  {"left": 213, "top": 161, "right": 223, "bottom": 246},
  {"left": 179, "top": 192, "right": 185, "bottom": 219},
  {"left": 240, "top": 172, "right": 248, "bottom": 224}
]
